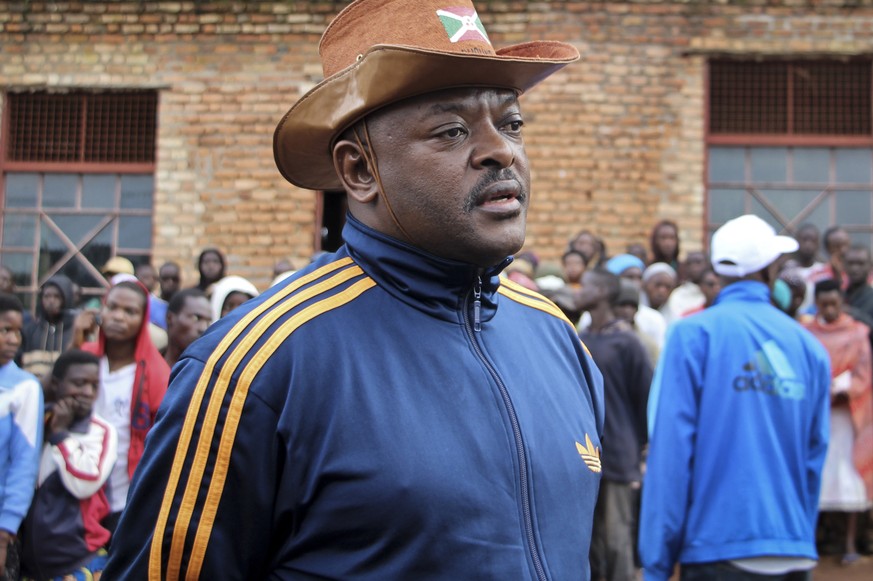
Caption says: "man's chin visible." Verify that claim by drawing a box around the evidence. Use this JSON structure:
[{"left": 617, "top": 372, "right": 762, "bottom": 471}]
[{"left": 472, "top": 235, "right": 526, "bottom": 268}]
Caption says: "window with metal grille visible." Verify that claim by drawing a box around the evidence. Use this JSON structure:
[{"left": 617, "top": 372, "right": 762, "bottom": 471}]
[
  {"left": 1, "top": 90, "right": 158, "bottom": 310},
  {"left": 706, "top": 59, "right": 873, "bottom": 255},
  {"left": 5, "top": 90, "right": 157, "bottom": 164},
  {"left": 709, "top": 59, "right": 872, "bottom": 136}
]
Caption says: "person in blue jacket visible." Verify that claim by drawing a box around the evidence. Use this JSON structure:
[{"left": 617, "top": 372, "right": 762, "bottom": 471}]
[
  {"left": 639, "top": 214, "right": 832, "bottom": 581},
  {"left": 103, "top": 0, "right": 605, "bottom": 579},
  {"left": 0, "top": 292, "right": 43, "bottom": 581}
]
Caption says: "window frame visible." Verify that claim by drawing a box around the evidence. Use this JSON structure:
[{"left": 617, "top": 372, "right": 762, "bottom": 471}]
[
  {"left": 0, "top": 90, "right": 158, "bottom": 308},
  {"left": 705, "top": 59, "right": 873, "bottom": 247}
]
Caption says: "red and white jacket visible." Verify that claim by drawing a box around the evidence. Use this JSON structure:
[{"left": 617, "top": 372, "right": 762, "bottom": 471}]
[{"left": 20, "top": 412, "right": 118, "bottom": 580}]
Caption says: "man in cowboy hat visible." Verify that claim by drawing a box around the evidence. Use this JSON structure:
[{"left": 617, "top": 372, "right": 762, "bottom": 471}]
[{"left": 104, "top": 0, "right": 604, "bottom": 578}]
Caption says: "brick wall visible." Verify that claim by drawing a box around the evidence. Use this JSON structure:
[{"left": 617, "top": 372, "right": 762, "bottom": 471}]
[{"left": 2, "top": 0, "right": 873, "bottom": 287}]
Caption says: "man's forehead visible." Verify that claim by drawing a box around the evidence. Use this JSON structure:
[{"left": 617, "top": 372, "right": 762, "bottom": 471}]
[
  {"left": 0, "top": 310, "right": 23, "bottom": 325},
  {"left": 382, "top": 87, "right": 519, "bottom": 117},
  {"left": 64, "top": 363, "right": 99, "bottom": 377},
  {"left": 847, "top": 247, "right": 871, "bottom": 260},
  {"left": 183, "top": 296, "right": 211, "bottom": 314}
]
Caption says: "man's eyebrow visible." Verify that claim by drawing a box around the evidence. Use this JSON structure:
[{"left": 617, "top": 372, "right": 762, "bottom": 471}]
[
  {"left": 427, "top": 102, "right": 463, "bottom": 115},
  {"left": 426, "top": 93, "right": 520, "bottom": 116}
]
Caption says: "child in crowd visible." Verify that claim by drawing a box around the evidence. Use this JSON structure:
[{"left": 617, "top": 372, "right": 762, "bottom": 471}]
[{"left": 20, "top": 350, "right": 117, "bottom": 581}]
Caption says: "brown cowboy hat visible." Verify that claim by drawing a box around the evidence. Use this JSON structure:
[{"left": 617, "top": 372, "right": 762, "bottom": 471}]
[{"left": 273, "top": 0, "right": 580, "bottom": 191}]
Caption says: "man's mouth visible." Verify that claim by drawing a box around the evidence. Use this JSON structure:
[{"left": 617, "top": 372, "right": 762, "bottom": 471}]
[
  {"left": 103, "top": 323, "right": 125, "bottom": 336},
  {"left": 475, "top": 180, "right": 524, "bottom": 210}
]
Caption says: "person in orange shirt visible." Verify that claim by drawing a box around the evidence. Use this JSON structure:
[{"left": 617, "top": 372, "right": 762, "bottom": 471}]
[{"left": 803, "top": 278, "right": 873, "bottom": 566}]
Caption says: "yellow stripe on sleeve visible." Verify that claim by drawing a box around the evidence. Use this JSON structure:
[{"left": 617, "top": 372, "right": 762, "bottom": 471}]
[
  {"left": 498, "top": 284, "right": 574, "bottom": 328},
  {"left": 497, "top": 283, "right": 592, "bottom": 356},
  {"left": 149, "top": 257, "right": 356, "bottom": 581},
  {"left": 185, "top": 277, "right": 377, "bottom": 579},
  {"left": 166, "top": 263, "right": 367, "bottom": 580}
]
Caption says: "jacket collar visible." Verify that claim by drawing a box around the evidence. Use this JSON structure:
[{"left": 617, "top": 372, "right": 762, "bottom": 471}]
[
  {"left": 714, "top": 280, "right": 771, "bottom": 306},
  {"left": 342, "top": 214, "right": 511, "bottom": 323}
]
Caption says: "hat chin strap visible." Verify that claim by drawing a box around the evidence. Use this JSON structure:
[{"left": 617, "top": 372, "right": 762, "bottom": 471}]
[{"left": 353, "top": 121, "right": 417, "bottom": 247}]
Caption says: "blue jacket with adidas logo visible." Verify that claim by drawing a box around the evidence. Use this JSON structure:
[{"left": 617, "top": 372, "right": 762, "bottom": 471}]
[
  {"left": 103, "top": 215, "right": 605, "bottom": 580},
  {"left": 639, "top": 280, "right": 831, "bottom": 580}
]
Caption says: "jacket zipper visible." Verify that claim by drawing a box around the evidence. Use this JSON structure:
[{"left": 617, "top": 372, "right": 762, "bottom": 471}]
[
  {"left": 472, "top": 276, "right": 482, "bottom": 332},
  {"left": 463, "top": 280, "right": 548, "bottom": 581}
]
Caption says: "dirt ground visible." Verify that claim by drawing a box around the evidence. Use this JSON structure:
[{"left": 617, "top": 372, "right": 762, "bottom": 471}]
[
  {"left": 661, "top": 556, "right": 873, "bottom": 580},
  {"left": 811, "top": 554, "right": 873, "bottom": 580}
]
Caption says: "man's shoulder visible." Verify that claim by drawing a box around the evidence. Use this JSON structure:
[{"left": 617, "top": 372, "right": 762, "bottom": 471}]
[
  {"left": 498, "top": 278, "right": 578, "bottom": 329},
  {"left": 189, "top": 256, "right": 372, "bottom": 359},
  {"left": 849, "top": 284, "right": 873, "bottom": 313}
]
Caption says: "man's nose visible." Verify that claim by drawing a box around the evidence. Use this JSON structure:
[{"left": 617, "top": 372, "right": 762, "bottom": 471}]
[{"left": 471, "top": 125, "right": 515, "bottom": 169}]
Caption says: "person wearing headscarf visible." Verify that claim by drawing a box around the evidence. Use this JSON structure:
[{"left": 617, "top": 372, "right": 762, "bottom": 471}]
[
  {"left": 803, "top": 278, "right": 873, "bottom": 566},
  {"left": 642, "top": 262, "right": 678, "bottom": 315},
  {"left": 72, "top": 280, "right": 169, "bottom": 536},
  {"left": 209, "top": 276, "right": 260, "bottom": 322},
  {"left": 604, "top": 255, "right": 667, "bottom": 349},
  {"left": 193, "top": 248, "right": 226, "bottom": 295},
  {"left": 648, "top": 220, "right": 680, "bottom": 271}
]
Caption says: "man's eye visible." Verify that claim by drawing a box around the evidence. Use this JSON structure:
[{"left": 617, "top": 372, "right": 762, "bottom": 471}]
[
  {"left": 442, "top": 127, "right": 466, "bottom": 138},
  {"left": 506, "top": 120, "right": 524, "bottom": 132}
]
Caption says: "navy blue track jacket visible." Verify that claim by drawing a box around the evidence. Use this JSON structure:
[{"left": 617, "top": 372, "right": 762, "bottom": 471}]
[{"left": 104, "top": 215, "right": 605, "bottom": 580}]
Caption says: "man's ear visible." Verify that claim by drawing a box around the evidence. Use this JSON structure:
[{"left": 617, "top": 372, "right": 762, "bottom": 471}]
[{"left": 333, "top": 140, "right": 379, "bottom": 204}]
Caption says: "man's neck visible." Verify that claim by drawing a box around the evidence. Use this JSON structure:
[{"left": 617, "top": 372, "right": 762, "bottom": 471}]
[
  {"left": 164, "top": 344, "right": 183, "bottom": 368},
  {"left": 43, "top": 312, "right": 63, "bottom": 325},
  {"left": 846, "top": 280, "right": 869, "bottom": 295},
  {"left": 105, "top": 340, "right": 136, "bottom": 371},
  {"left": 795, "top": 255, "right": 817, "bottom": 268},
  {"left": 587, "top": 303, "right": 615, "bottom": 332}
]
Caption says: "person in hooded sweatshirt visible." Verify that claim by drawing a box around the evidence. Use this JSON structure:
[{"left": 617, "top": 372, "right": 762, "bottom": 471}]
[
  {"left": 209, "top": 275, "right": 259, "bottom": 323},
  {"left": 71, "top": 280, "right": 169, "bottom": 538},
  {"left": 20, "top": 275, "right": 78, "bottom": 383}
]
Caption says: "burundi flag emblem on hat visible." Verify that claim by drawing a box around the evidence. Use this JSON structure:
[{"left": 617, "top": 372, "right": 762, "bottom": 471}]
[{"left": 436, "top": 7, "right": 491, "bottom": 44}]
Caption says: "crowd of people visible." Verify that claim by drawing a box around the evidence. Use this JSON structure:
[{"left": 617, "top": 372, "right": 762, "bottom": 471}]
[
  {"left": 0, "top": 249, "right": 294, "bottom": 580},
  {"left": 1, "top": 0, "right": 872, "bottom": 578},
  {"left": 506, "top": 217, "right": 873, "bottom": 579},
  {"left": 2, "top": 215, "right": 871, "bottom": 579}
]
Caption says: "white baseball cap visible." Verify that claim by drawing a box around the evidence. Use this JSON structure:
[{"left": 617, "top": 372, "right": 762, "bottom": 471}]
[{"left": 710, "top": 215, "right": 799, "bottom": 277}]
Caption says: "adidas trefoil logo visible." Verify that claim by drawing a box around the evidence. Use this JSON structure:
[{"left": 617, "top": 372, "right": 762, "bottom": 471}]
[{"left": 576, "top": 434, "right": 601, "bottom": 473}]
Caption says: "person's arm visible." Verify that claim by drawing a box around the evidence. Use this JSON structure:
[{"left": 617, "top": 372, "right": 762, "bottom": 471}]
[
  {"left": 627, "top": 334, "right": 654, "bottom": 450},
  {"left": 639, "top": 323, "right": 702, "bottom": 581},
  {"left": 806, "top": 349, "right": 831, "bottom": 528},
  {"left": 0, "top": 377, "right": 43, "bottom": 538},
  {"left": 103, "top": 356, "right": 282, "bottom": 580},
  {"left": 46, "top": 400, "right": 118, "bottom": 499},
  {"left": 849, "top": 327, "right": 872, "bottom": 410}
]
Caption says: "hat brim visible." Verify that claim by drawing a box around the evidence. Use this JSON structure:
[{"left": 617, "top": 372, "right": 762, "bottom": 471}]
[{"left": 274, "top": 42, "right": 579, "bottom": 191}]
